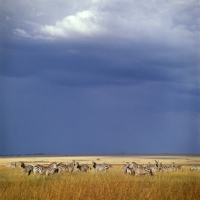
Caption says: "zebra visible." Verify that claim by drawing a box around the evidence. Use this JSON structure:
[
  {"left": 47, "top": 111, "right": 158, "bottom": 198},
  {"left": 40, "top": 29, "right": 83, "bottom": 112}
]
[
  {"left": 33, "top": 162, "right": 58, "bottom": 176},
  {"left": 6, "top": 162, "right": 16, "bottom": 169},
  {"left": 190, "top": 165, "right": 200, "bottom": 171},
  {"left": 143, "top": 160, "right": 157, "bottom": 168},
  {"left": 160, "top": 162, "right": 174, "bottom": 172},
  {"left": 122, "top": 162, "right": 133, "bottom": 175},
  {"left": 171, "top": 162, "right": 184, "bottom": 172},
  {"left": 129, "top": 162, "right": 153, "bottom": 176},
  {"left": 143, "top": 163, "right": 150, "bottom": 168},
  {"left": 20, "top": 162, "right": 33, "bottom": 176},
  {"left": 75, "top": 162, "right": 91, "bottom": 172},
  {"left": 145, "top": 160, "right": 160, "bottom": 174},
  {"left": 92, "top": 161, "right": 112, "bottom": 172},
  {"left": 147, "top": 160, "right": 159, "bottom": 168},
  {"left": 57, "top": 160, "right": 76, "bottom": 173}
]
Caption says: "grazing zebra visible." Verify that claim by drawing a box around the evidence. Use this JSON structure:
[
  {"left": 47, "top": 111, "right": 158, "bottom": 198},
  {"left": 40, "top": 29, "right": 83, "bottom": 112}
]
[
  {"left": 6, "top": 162, "right": 16, "bottom": 169},
  {"left": 57, "top": 160, "right": 76, "bottom": 173},
  {"left": 190, "top": 165, "right": 200, "bottom": 171},
  {"left": 122, "top": 163, "right": 133, "bottom": 175},
  {"left": 33, "top": 162, "right": 58, "bottom": 176},
  {"left": 75, "top": 162, "right": 91, "bottom": 172},
  {"left": 129, "top": 162, "right": 153, "bottom": 176},
  {"left": 92, "top": 161, "right": 112, "bottom": 172},
  {"left": 20, "top": 162, "right": 33, "bottom": 176}
]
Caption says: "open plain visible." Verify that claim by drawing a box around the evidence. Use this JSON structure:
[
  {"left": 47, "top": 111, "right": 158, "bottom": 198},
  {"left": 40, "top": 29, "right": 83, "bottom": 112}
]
[{"left": 0, "top": 155, "right": 200, "bottom": 200}]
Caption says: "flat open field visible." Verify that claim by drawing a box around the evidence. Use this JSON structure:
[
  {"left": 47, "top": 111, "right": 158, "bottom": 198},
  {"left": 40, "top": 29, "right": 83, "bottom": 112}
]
[
  {"left": 1, "top": 155, "right": 200, "bottom": 200},
  {"left": 0, "top": 154, "right": 200, "bottom": 166}
]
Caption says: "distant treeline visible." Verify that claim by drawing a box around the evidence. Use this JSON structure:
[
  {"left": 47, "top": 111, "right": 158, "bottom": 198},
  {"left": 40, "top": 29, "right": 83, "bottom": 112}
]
[{"left": 0, "top": 153, "right": 57, "bottom": 157}]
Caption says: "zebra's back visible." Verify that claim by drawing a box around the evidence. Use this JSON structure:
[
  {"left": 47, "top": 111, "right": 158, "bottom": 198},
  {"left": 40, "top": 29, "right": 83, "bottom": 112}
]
[{"left": 92, "top": 161, "right": 112, "bottom": 172}]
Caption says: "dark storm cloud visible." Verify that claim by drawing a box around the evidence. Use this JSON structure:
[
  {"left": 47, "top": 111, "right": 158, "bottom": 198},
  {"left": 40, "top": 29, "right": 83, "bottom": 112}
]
[{"left": 0, "top": 0, "right": 199, "bottom": 155}]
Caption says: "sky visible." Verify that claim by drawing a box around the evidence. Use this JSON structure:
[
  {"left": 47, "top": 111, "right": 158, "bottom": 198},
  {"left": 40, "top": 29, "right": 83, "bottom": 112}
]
[{"left": 0, "top": 0, "right": 200, "bottom": 155}]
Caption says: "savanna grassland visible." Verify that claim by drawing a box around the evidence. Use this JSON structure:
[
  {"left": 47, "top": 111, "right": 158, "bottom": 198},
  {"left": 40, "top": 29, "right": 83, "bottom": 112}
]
[{"left": 0, "top": 155, "right": 200, "bottom": 200}]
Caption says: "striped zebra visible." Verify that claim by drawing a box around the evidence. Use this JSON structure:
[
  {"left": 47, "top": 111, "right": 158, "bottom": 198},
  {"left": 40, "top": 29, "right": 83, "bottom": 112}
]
[
  {"left": 57, "top": 160, "right": 76, "bottom": 173},
  {"left": 92, "top": 161, "right": 112, "bottom": 172},
  {"left": 160, "top": 162, "right": 174, "bottom": 172},
  {"left": 122, "top": 162, "right": 133, "bottom": 175},
  {"left": 33, "top": 162, "right": 58, "bottom": 176},
  {"left": 6, "top": 162, "right": 16, "bottom": 169},
  {"left": 129, "top": 162, "right": 153, "bottom": 176},
  {"left": 146, "top": 160, "right": 159, "bottom": 168},
  {"left": 172, "top": 162, "right": 184, "bottom": 172},
  {"left": 145, "top": 160, "right": 160, "bottom": 174},
  {"left": 190, "top": 165, "right": 200, "bottom": 171},
  {"left": 143, "top": 163, "right": 150, "bottom": 168},
  {"left": 75, "top": 162, "right": 91, "bottom": 172},
  {"left": 20, "top": 162, "right": 33, "bottom": 176}
]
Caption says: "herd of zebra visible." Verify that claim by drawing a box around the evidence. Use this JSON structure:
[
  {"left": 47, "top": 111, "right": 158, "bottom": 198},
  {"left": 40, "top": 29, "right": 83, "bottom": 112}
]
[
  {"left": 5, "top": 160, "right": 200, "bottom": 177},
  {"left": 5, "top": 161, "right": 111, "bottom": 176},
  {"left": 122, "top": 160, "right": 184, "bottom": 176}
]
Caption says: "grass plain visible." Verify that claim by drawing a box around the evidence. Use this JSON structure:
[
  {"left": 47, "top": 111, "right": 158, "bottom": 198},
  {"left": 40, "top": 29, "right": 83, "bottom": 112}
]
[{"left": 0, "top": 155, "right": 200, "bottom": 200}]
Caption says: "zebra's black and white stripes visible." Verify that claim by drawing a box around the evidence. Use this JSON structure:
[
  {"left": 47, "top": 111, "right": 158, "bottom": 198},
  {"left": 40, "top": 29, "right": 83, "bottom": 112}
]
[
  {"left": 190, "top": 165, "right": 200, "bottom": 171},
  {"left": 33, "top": 162, "right": 58, "bottom": 176},
  {"left": 122, "top": 162, "right": 133, "bottom": 175},
  {"left": 128, "top": 162, "right": 153, "bottom": 176},
  {"left": 57, "top": 160, "right": 76, "bottom": 173},
  {"left": 171, "top": 162, "right": 184, "bottom": 172},
  {"left": 20, "top": 162, "right": 33, "bottom": 176},
  {"left": 75, "top": 162, "right": 91, "bottom": 172},
  {"left": 92, "top": 161, "right": 112, "bottom": 172}
]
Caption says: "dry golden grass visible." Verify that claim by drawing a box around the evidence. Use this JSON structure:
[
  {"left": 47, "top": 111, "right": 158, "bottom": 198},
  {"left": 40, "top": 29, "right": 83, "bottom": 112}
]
[{"left": 0, "top": 155, "right": 200, "bottom": 200}]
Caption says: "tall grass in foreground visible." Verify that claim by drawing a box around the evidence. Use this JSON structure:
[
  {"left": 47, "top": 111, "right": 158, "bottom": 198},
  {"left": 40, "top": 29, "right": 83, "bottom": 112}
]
[{"left": 0, "top": 166, "right": 200, "bottom": 200}]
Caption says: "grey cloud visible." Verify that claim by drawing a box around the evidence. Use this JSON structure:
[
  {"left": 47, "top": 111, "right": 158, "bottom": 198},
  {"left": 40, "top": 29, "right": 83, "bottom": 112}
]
[
  {"left": 1, "top": 0, "right": 199, "bottom": 155},
  {"left": 173, "top": 5, "right": 200, "bottom": 32},
  {"left": 4, "top": 0, "right": 198, "bottom": 46}
]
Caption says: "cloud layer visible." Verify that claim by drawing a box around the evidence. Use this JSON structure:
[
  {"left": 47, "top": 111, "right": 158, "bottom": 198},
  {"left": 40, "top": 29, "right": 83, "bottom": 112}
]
[
  {"left": 8, "top": 0, "right": 199, "bottom": 44},
  {"left": 0, "top": 0, "right": 200, "bottom": 155}
]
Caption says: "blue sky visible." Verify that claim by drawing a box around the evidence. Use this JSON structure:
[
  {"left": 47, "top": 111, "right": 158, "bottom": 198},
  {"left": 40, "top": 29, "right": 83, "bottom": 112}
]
[{"left": 0, "top": 0, "right": 200, "bottom": 155}]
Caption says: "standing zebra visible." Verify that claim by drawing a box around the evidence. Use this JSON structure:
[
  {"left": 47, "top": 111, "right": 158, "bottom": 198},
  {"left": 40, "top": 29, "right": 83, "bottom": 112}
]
[
  {"left": 75, "top": 162, "right": 91, "bottom": 172},
  {"left": 129, "top": 162, "right": 153, "bottom": 176},
  {"left": 160, "top": 162, "right": 174, "bottom": 172},
  {"left": 6, "top": 162, "right": 16, "bottom": 169},
  {"left": 145, "top": 160, "right": 160, "bottom": 174},
  {"left": 172, "top": 162, "right": 184, "bottom": 172},
  {"left": 190, "top": 165, "right": 200, "bottom": 171},
  {"left": 33, "top": 162, "right": 58, "bottom": 176},
  {"left": 122, "top": 162, "right": 133, "bottom": 175},
  {"left": 57, "top": 160, "right": 76, "bottom": 173},
  {"left": 92, "top": 161, "right": 112, "bottom": 172},
  {"left": 20, "top": 162, "right": 33, "bottom": 176}
]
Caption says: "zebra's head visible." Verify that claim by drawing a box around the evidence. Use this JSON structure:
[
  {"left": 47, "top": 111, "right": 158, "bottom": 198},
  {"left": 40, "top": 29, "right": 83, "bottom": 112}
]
[
  {"left": 72, "top": 160, "right": 76, "bottom": 166},
  {"left": 155, "top": 160, "right": 159, "bottom": 167},
  {"left": 51, "top": 162, "right": 57, "bottom": 169},
  {"left": 20, "top": 162, "right": 25, "bottom": 168},
  {"left": 124, "top": 162, "right": 130, "bottom": 167},
  {"left": 92, "top": 161, "right": 96, "bottom": 168}
]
